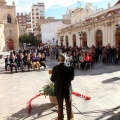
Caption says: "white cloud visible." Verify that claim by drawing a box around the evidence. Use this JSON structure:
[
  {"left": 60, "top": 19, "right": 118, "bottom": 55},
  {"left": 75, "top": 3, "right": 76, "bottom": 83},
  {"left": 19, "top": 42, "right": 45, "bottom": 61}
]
[
  {"left": 6, "top": 0, "right": 104, "bottom": 12},
  {"left": 41, "top": 0, "right": 104, "bottom": 8}
]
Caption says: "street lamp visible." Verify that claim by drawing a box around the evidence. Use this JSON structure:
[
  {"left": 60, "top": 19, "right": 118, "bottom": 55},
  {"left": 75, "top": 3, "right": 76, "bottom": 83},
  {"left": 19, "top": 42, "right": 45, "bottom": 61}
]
[
  {"left": 56, "top": 40, "right": 58, "bottom": 46},
  {"left": 116, "top": 24, "right": 120, "bottom": 46},
  {"left": 53, "top": 38, "right": 55, "bottom": 45},
  {"left": 78, "top": 31, "right": 83, "bottom": 47},
  {"left": 61, "top": 36, "right": 64, "bottom": 46}
]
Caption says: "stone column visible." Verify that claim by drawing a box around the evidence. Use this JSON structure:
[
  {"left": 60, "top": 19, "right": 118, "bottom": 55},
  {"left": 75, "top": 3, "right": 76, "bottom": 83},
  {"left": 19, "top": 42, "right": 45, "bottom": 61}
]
[
  {"left": 103, "top": 24, "right": 107, "bottom": 46},
  {"left": 111, "top": 21, "right": 115, "bottom": 46}
]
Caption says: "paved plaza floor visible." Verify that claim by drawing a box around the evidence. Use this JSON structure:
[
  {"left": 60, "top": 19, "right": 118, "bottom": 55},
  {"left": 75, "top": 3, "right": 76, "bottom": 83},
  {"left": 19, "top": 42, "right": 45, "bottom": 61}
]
[{"left": 0, "top": 55, "right": 120, "bottom": 120}]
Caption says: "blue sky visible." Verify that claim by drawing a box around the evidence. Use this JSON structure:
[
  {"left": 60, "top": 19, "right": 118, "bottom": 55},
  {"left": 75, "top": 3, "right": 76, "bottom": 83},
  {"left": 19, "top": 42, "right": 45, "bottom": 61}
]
[{"left": 7, "top": 0, "right": 118, "bottom": 19}]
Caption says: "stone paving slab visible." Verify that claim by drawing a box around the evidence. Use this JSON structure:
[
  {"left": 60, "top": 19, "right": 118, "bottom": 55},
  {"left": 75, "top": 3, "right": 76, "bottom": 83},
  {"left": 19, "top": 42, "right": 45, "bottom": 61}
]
[{"left": 0, "top": 57, "right": 120, "bottom": 120}]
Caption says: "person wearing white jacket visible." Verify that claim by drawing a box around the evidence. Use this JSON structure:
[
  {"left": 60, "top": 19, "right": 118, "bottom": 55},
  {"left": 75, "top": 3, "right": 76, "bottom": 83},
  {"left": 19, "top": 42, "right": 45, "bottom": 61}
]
[{"left": 65, "top": 53, "right": 72, "bottom": 66}]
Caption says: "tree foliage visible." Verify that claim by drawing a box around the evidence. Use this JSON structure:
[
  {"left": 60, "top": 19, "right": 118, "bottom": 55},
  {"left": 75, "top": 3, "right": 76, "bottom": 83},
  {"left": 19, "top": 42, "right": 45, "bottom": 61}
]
[{"left": 19, "top": 33, "right": 39, "bottom": 47}]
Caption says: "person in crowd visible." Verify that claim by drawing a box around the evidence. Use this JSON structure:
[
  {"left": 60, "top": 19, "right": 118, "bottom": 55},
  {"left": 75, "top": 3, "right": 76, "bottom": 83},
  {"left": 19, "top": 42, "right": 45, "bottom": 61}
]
[
  {"left": 24, "top": 53, "right": 28, "bottom": 68},
  {"left": 52, "top": 48, "right": 55, "bottom": 59},
  {"left": 5, "top": 55, "right": 10, "bottom": 70},
  {"left": 84, "top": 53, "right": 93, "bottom": 69},
  {"left": 98, "top": 46, "right": 103, "bottom": 60},
  {"left": 31, "top": 52, "right": 40, "bottom": 70},
  {"left": 71, "top": 52, "right": 78, "bottom": 69},
  {"left": 106, "top": 46, "right": 111, "bottom": 63},
  {"left": 18, "top": 53, "right": 25, "bottom": 72},
  {"left": 38, "top": 52, "right": 42, "bottom": 60},
  {"left": 26, "top": 53, "right": 32, "bottom": 71},
  {"left": 110, "top": 46, "right": 115, "bottom": 63},
  {"left": 46, "top": 47, "right": 50, "bottom": 56},
  {"left": 10, "top": 54, "right": 18, "bottom": 73},
  {"left": 102, "top": 47, "right": 107, "bottom": 63},
  {"left": 94, "top": 47, "right": 99, "bottom": 62},
  {"left": 51, "top": 55, "right": 74, "bottom": 120},
  {"left": 55, "top": 46, "right": 59, "bottom": 59},
  {"left": 79, "top": 52, "right": 85, "bottom": 69},
  {"left": 13, "top": 50, "right": 16, "bottom": 55},
  {"left": 49, "top": 47, "right": 52, "bottom": 59},
  {"left": 40, "top": 53, "right": 46, "bottom": 69},
  {"left": 76, "top": 52, "right": 80, "bottom": 68},
  {"left": 65, "top": 52, "right": 72, "bottom": 66},
  {"left": 89, "top": 52, "right": 94, "bottom": 66},
  {"left": 114, "top": 47, "right": 119, "bottom": 64}
]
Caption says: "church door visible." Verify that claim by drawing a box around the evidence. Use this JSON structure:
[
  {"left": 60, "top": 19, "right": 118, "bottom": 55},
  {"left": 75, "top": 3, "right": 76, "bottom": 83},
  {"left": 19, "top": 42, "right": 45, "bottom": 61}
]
[{"left": 8, "top": 39, "right": 14, "bottom": 50}]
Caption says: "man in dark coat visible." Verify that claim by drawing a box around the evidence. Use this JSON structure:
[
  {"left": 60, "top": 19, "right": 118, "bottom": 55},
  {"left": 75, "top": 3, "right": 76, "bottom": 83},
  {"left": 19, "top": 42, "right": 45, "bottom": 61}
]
[
  {"left": 10, "top": 54, "right": 18, "bottom": 73},
  {"left": 5, "top": 55, "right": 10, "bottom": 70},
  {"left": 51, "top": 55, "right": 74, "bottom": 120}
]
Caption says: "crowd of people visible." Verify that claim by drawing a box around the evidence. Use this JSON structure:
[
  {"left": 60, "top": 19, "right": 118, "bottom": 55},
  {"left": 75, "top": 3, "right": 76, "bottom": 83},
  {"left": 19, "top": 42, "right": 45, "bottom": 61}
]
[
  {"left": 49, "top": 44, "right": 120, "bottom": 69},
  {"left": 4, "top": 44, "right": 120, "bottom": 73},
  {"left": 5, "top": 49, "right": 46, "bottom": 73}
]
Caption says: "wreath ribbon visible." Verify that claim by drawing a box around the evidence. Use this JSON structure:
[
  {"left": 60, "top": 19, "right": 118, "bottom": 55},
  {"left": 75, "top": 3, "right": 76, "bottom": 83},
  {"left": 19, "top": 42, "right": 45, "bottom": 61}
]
[{"left": 27, "top": 92, "right": 91, "bottom": 114}]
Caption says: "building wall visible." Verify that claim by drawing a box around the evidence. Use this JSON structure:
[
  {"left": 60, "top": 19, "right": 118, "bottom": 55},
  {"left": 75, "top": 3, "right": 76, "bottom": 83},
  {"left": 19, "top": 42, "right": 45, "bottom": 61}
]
[
  {"left": 57, "top": 3, "right": 120, "bottom": 47},
  {"left": 17, "top": 13, "right": 26, "bottom": 29},
  {"left": 71, "top": 3, "right": 101, "bottom": 24},
  {"left": 41, "top": 21, "right": 68, "bottom": 44},
  {"left": 17, "top": 12, "right": 32, "bottom": 33},
  {"left": 58, "top": 20, "right": 118, "bottom": 47},
  {"left": 0, "top": 21, "right": 5, "bottom": 51},
  {"left": 31, "top": 2, "right": 45, "bottom": 32},
  {"left": 62, "top": 8, "right": 75, "bottom": 20},
  {"left": 0, "top": 2, "right": 19, "bottom": 51}
]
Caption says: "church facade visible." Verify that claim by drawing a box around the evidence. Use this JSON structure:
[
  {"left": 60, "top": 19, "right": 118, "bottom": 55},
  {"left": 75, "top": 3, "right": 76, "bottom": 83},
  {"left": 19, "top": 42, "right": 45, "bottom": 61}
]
[
  {"left": 57, "top": 1, "right": 120, "bottom": 48},
  {"left": 0, "top": 0, "right": 19, "bottom": 51}
]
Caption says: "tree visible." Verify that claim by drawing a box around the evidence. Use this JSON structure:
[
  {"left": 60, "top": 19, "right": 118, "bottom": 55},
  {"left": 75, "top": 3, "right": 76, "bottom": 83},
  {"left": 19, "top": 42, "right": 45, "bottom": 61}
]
[{"left": 19, "top": 33, "right": 39, "bottom": 47}]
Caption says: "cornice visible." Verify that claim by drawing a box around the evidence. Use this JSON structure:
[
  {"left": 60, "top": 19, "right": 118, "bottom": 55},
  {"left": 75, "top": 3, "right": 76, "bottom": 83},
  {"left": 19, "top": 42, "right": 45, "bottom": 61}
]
[{"left": 58, "top": 13, "right": 120, "bottom": 34}]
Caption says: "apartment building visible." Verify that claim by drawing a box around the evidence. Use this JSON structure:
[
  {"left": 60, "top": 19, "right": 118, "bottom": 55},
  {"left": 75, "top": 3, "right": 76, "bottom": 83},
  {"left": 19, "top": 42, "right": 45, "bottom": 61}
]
[
  {"left": 26, "top": 13, "right": 32, "bottom": 32},
  {"left": 17, "top": 12, "right": 32, "bottom": 33},
  {"left": 31, "top": 2, "right": 45, "bottom": 32}
]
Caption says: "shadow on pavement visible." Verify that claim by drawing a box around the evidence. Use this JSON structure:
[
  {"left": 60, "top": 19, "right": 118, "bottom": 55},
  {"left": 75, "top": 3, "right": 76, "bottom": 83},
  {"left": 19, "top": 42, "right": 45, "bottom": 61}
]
[
  {"left": 102, "top": 77, "right": 120, "bottom": 84},
  {"left": 107, "top": 112, "right": 120, "bottom": 120},
  {"left": 7, "top": 103, "right": 57, "bottom": 120},
  {"left": 82, "top": 105, "right": 120, "bottom": 120},
  {"left": 0, "top": 67, "right": 49, "bottom": 74},
  {"left": 75, "top": 63, "right": 120, "bottom": 76}
]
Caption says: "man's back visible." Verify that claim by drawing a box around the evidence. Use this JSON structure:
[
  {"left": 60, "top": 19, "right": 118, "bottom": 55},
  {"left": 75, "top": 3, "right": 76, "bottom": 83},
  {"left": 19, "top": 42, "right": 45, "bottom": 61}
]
[{"left": 51, "top": 63, "right": 74, "bottom": 97}]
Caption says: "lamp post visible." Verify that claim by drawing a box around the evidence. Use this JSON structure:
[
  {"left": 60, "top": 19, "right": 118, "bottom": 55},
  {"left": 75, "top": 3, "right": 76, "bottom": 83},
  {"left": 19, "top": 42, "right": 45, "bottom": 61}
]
[
  {"left": 56, "top": 40, "right": 58, "bottom": 46},
  {"left": 60, "top": 36, "right": 64, "bottom": 46},
  {"left": 116, "top": 24, "right": 120, "bottom": 46},
  {"left": 53, "top": 38, "right": 55, "bottom": 45},
  {"left": 78, "top": 31, "right": 83, "bottom": 47}
]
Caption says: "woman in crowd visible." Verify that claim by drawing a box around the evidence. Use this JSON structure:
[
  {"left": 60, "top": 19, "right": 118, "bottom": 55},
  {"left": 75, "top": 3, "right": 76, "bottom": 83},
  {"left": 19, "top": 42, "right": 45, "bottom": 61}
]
[
  {"left": 79, "top": 52, "right": 85, "bottom": 69},
  {"left": 40, "top": 53, "right": 46, "bottom": 69},
  {"left": 10, "top": 54, "right": 18, "bottom": 73},
  {"left": 102, "top": 47, "right": 107, "bottom": 63},
  {"left": 27, "top": 53, "right": 32, "bottom": 71},
  {"left": 72, "top": 52, "right": 78, "bottom": 69},
  {"left": 18, "top": 53, "right": 25, "bottom": 72},
  {"left": 31, "top": 52, "right": 40, "bottom": 70}
]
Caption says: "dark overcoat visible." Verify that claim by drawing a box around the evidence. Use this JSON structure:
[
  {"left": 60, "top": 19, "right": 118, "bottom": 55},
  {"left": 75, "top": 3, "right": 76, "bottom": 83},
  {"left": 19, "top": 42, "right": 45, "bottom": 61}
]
[{"left": 50, "top": 63, "right": 74, "bottom": 97}]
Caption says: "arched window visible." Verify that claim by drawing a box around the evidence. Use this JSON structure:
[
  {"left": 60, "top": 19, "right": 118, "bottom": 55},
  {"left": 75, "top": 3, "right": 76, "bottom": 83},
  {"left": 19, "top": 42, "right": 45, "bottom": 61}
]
[
  {"left": 96, "top": 30, "right": 103, "bottom": 47},
  {"left": 65, "top": 36, "right": 69, "bottom": 47},
  {"left": 73, "top": 34, "right": 76, "bottom": 47},
  {"left": 82, "top": 32, "right": 87, "bottom": 47},
  {"left": 7, "top": 15, "right": 12, "bottom": 23}
]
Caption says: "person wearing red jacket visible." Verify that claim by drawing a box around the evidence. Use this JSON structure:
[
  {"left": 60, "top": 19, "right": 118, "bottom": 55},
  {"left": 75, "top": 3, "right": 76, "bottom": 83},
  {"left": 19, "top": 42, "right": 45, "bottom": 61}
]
[{"left": 84, "top": 53, "right": 93, "bottom": 69}]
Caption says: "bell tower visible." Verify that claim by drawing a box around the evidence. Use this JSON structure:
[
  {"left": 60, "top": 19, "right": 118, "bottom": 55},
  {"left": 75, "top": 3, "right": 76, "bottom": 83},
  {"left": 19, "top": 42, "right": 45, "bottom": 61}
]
[{"left": 0, "top": 0, "right": 6, "bottom": 5}]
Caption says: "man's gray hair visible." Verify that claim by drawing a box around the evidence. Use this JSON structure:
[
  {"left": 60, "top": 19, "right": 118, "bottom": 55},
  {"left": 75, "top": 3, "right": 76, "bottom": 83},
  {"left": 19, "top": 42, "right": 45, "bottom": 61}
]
[{"left": 58, "top": 55, "right": 65, "bottom": 62}]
